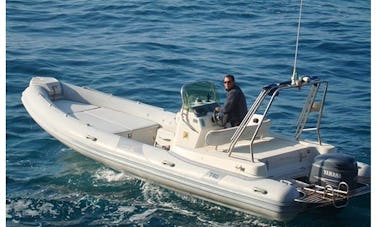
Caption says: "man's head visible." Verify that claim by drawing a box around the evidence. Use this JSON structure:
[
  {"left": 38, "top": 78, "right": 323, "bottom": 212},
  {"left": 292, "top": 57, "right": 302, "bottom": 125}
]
[{"left": 223, "top": 74, "right": 235, "bottom": 91}]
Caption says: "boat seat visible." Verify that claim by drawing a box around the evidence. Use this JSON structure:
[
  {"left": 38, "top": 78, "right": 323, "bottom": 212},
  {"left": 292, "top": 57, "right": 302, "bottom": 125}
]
[{"left": 205, "top": 119, "right": 271, "bottom": 146}]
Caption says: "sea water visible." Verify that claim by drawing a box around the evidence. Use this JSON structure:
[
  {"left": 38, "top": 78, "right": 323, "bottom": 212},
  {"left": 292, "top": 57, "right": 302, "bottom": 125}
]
[{"left": 6, "top": 0, "right": 370, "bottom": 226}]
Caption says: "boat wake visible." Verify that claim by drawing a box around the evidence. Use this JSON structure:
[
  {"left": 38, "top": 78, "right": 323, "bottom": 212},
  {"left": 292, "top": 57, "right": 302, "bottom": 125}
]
[{"left": 93, "top": 167, "right": 133, "bottom": 182}]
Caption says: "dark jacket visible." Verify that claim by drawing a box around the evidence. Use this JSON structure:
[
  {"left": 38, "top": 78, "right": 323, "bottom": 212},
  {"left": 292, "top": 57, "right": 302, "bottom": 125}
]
[{"left": 222, "top": 85, "right": 248, "bottom": 126}]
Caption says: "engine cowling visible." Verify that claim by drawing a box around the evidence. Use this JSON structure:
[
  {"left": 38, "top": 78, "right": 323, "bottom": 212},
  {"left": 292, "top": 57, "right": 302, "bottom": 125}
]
[{"left": 309, "top": 153, "right": 358, "bottom": 189}]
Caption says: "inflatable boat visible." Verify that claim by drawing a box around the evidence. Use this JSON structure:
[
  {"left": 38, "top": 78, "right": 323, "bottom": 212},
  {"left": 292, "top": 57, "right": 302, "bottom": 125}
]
[{"left": 21, "top": 76, "right": 370, "bottom": 221}]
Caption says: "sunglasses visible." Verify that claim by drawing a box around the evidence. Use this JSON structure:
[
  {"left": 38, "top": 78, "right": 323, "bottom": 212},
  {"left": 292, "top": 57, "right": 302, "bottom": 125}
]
[{"left": 224, "top": 81, "right": 233, "bottom": 84}]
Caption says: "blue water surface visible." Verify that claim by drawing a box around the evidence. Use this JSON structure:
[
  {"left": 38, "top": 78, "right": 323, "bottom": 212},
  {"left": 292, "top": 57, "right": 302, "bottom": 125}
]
[{"left": 6, "top": 0, "right": 370, "bottom": 226}]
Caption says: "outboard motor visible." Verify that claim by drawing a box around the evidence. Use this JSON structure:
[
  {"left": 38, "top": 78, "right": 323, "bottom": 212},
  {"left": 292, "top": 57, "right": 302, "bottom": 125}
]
[{"left": 309, "top": 153, "right": 358, "bottom": 189}]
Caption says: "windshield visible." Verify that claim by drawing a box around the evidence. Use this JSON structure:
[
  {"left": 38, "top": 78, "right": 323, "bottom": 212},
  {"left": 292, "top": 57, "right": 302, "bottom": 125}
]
[{"left": 180, "top": 81, "right": 219, "bottom": 111}]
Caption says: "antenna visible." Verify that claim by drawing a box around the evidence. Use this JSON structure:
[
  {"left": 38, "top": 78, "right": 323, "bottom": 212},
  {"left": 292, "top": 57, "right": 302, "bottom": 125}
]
[{"left": 291, "top": 0, "right": 303, "bottom": 85}]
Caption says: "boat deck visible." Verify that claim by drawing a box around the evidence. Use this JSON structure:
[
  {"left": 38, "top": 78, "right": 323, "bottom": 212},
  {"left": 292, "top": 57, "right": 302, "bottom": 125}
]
[
  {"left": 187, "top": 136, "right": 323, "bottom": 178},
  {"left": 53, "top": 99, "right": 160, "bottom": 144}
]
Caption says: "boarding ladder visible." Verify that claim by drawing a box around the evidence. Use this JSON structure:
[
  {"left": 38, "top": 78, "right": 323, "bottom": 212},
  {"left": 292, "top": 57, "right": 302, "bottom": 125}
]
[{"left": 227, "top": 77, "right": 327, "bottom": 163}]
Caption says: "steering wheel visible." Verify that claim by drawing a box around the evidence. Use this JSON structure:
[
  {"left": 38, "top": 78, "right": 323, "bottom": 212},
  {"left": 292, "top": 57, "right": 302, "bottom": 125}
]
[{"left": 212, "top": 109, "right": 224, "bottom": 127}]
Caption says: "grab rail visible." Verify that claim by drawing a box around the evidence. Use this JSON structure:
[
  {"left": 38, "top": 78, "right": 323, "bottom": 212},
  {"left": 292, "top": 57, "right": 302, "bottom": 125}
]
[
  {"left": 227, "top": 77, "right": 326, "bottom": 163},
  {"left": 295, "top": 81, "right": 328, "bottom": 144}
]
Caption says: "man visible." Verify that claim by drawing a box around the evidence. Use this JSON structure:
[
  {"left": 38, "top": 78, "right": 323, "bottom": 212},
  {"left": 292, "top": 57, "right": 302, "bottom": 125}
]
[{"left": 215, "top": 74, "right": 248, "bottom": 127}]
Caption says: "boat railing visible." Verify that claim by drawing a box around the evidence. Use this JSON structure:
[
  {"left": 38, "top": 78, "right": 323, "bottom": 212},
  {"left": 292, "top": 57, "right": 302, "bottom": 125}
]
[
  {"left": 295, "top": 181, "right": 350, "bottom": 208},
  {"left": 227, "top": 77, "right": 328, "bottom": 163},
  {"left": 295, "top": 81, "right": 328, "bottom": 143}
]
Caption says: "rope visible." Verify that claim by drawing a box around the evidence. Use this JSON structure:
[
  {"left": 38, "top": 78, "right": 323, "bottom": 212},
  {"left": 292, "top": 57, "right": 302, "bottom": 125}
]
[{"left": 291, "top": 0, "right": 303, "bottom": 85}]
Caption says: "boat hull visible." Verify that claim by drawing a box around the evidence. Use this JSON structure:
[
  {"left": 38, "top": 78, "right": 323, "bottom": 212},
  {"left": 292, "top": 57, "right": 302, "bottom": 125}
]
[
  {"left": 23, "top": 77, "right": 370, "bottom": 220},
  {"left": 21, "top": 77, "right": 304, "bottom": 221}
]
